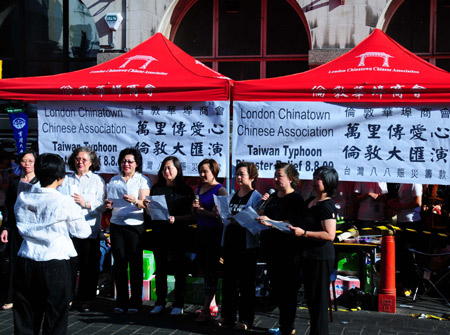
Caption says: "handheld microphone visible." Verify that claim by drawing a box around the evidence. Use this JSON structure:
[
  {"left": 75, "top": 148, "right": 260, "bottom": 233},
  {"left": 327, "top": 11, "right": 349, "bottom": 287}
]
[
  {"left": 257, "top": 189, "right": 275, "bottom": 210},
  {"left": 194, "top": 195, "right": 199, "bottom": 213}
]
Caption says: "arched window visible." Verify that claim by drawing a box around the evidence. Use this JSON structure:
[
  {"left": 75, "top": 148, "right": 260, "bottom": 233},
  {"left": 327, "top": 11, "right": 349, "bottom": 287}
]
[
  {"left": 171, "top": 0, "right": 310, "bottom": 80},
  {"left": 0, "top": 0, "right": 99, "bottom": 78},
  {"left": 385, "top": 0, "right": 450, "bottom": 71}
]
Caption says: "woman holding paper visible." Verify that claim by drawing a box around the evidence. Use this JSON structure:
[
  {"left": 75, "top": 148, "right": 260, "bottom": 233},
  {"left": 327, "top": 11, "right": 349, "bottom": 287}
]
[
  {"left": 59, "top": 146, "right": 105, "bottom": 312},
  {"left": 256, "top": 162, "right": 305, "bottom": 335},
  {"left": 105, "top": 148, "right": 150, "bottom": 314},
  {"left": 192, "top": 158, "right": 227, "bottom": 322},
  {"left": 1, "top": 149, "right": 38, "bottom": 310},
  {"left": 218, "top": 161, "right": 261, "bottom": 330},
  {"left": 144, "top": 156, "right": 195, "bottom": 316},
  {"left": 290, "top": 166, "right": 338, "bottom": 335}
]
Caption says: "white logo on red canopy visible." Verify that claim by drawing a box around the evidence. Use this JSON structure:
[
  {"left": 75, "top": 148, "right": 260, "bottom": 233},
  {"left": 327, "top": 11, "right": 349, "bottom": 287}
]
[
  {"left": 356, "top": 52, "right": 393, "bottom": 67},
  {"left": 119, "top": 55, "right": 158, "bottom": 70}
]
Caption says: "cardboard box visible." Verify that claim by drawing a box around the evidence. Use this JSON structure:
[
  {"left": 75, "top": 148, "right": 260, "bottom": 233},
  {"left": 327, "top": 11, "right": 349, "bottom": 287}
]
[
  {"left": 330, "top": 275, "right": 360, "bottom": 300},
  {"left": 115, "top": 277, "right": 153, "bottom": 301},
  {"left": 143, "top": 250, "right": 156, "bottom": 280},
  {"left": 150, "top": 275, "right": 175, "bottom": 301},
  {"left": 150, "top": 276, "right": 222, "bottom": 304},
  {"left": 126, "top": 250, "right": 156, "bottom": 280}
]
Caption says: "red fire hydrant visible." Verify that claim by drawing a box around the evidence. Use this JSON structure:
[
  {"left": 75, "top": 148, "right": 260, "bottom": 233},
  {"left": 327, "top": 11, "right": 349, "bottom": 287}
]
[{"left": 378, "top": 230, "right": 396, "bottom": 313}]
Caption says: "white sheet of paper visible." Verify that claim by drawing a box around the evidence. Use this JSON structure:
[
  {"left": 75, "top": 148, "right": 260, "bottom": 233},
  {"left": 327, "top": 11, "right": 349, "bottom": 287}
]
[
  {"left": 214, "top": 194, "right": 231, "bottom": 226},
  {"left": 107, "top": 183, "right": 130, "bottom": 208},
  {"left": 147, "top": 195, "right": 170, "bottom": 221},
  {"left": 233, "top": 207, "right": 269, "bottom": 235},
  {"left": 268, "top": 220, "right": 292, "bottom": 234}
]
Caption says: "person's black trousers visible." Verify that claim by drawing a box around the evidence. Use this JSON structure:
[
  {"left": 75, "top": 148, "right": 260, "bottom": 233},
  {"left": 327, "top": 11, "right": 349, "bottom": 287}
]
[
  {"left": 153, "top": 246, "right": 186, "bottom": 308},
  {"left": 221, "top": 225, "right": 258, "bottom": 326},
  {"left": 396, "top": 221, "right": 422, "bottom": 291},
  {"left": 72, "top": 237, "right": 101, "bottom": 302},
  {"left": 269, "top": 253, "right": 300, "bottom": 335},
  {"left": 301, "top": 258, "right": 333, "bottom": 335},
  {"left": 110, "top": 224, "right": 144, "bottom": 310},
  {"left": 4, "top": 225, "right": 22, "bottom": 304},
  {"left": 14, "top": 257, "right": 71, "bottom": 335},
  {"left": 196, "top": 227, "right": 222, "bottom": 295},
  {"left": 263, "top": 232, "right": 300, "bottom": 335}
]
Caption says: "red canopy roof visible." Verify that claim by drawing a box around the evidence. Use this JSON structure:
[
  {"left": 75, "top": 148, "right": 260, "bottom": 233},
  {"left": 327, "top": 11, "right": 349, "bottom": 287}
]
[
  {"left": 234, "top": 29, "right": 450, "bottom": 104},
  {"left": 0, "top": 33, "right": 231, "bottom": 102}
]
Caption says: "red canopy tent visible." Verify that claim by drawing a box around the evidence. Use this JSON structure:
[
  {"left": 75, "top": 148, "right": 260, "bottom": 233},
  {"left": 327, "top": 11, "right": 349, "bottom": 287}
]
[
  {"left": 0, "top": 33, "right": 231, "bottom": 102},
  {"left": 233, "top": 29, "right": 450, "bottom": 104}
]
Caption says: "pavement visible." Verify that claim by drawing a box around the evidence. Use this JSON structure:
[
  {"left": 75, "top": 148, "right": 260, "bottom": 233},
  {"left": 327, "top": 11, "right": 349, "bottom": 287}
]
[{"left": 1, "top": 295, "right": 450, "bottom": 334}]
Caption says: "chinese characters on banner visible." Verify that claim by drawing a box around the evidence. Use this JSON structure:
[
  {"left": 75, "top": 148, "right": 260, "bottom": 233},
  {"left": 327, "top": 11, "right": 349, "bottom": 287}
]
[
  {"left": 232, "top": 101, "right": 450, "bottom": 185},
  {"left": 38, "top": 101, "right": 230, "bottom": 177}
]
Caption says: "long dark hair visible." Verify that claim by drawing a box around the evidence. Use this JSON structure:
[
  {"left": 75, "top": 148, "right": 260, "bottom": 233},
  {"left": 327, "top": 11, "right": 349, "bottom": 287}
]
[{"left": 154, "top": 156, "right": 185, "bottom": 188}]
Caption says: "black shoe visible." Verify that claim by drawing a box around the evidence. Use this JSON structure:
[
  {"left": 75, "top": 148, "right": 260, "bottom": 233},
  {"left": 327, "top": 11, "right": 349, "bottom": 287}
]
[
  {"left": 216, "top": 317, "right": 235, "bottom": 328},
  {"left": 80, "top": 304, "right": 91, "bottom": 313}
]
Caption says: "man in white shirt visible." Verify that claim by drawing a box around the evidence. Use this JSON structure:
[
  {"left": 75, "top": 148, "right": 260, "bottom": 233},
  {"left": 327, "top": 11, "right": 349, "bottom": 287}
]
[
  {"left": 354, "top": 182, "right": 388, "bottom": 228},
  {"left": 13, "top": 153, "right": 91, "bottom": 335}
]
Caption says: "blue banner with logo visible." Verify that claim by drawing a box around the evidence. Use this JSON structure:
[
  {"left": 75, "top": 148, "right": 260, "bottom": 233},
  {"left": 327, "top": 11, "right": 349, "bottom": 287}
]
[{"left": 7, "top": 107, "right": 28, "bottom": 155}]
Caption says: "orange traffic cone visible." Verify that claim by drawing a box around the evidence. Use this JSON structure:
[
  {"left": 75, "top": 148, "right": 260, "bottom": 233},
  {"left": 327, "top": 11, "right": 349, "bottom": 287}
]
[{"left": 378, "top": 230, "right": 396, "bottom": 313}]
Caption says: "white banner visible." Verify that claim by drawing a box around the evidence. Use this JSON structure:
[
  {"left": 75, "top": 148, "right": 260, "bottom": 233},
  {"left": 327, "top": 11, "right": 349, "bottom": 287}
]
[
  {"left": 232, "top": 101, "right": 450, "bottom": 185},
  {"left": 38, "top": 101, "right": 230, "bottom": 177}
]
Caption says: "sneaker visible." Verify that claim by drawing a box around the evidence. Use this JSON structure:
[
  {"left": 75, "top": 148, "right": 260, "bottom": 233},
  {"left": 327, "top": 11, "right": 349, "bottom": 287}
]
[
  {"left": 80, "top": 304, "right": 91, "bottom": 313},
  {"left": 150, "top": 305, "right": 164, "bottom": 315},
  {"left": 1, "top": 303, "right": 13, "bottom": 310},
  {"left": 235, "top": 321, "right": 249, "bottom": 330},
  {"left": 128, "top": 308, "right": 139, "bottom": 314},
  {"left": 216, "top": 317, "right": 235, "bottom": 328},
  {"left": 170, "top": 307, "right": 183, "bottom": 316},
  {"left": 114, "top": 307, "right": 125, "bottom": 314},
  {"left": 268, "top": 328, "right": 296, "bottom": 335}
]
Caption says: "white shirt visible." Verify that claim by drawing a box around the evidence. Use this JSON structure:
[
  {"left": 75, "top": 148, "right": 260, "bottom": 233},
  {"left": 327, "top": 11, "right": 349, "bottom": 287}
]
[
  {"left": 109, "top": 172, "right": 151, "bottom": 226},
  {"left": 15, "top": 187, "right": 91, "bottom": 261},
  {"left": 59, "top": 171, "right": 106, "bottom": 238},
  {"left": 397, "top": 183, "right": 422, "bottom": 223},
  {"left": 354, "top": 182, "right": 388, "bottom": 221}
]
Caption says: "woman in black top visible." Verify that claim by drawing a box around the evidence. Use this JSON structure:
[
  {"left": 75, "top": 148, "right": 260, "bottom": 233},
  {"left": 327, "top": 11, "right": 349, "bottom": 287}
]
[
  {"left": 257, "top": 162, "right": 305, "bottom": 335},
  {"left": 0, "top": 149, "right": 38, "bottom": 310},
  {"left": 144, "top": 156, "right": 195, "bottom": 316},
  {"left": 218, "top": 162, "right": 262, "bottom": 330},
  {"left": 290, "top": 166, "right": 339, "bottom": 335}
]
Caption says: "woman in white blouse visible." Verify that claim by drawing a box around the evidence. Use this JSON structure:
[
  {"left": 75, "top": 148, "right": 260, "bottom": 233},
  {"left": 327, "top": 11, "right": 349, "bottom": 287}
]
[
  {"left": 105, "top": 148, "right": 150, "bottom": 314},
  {"left": 59, "top": 146, "right": 105, "bottom": 312}
]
